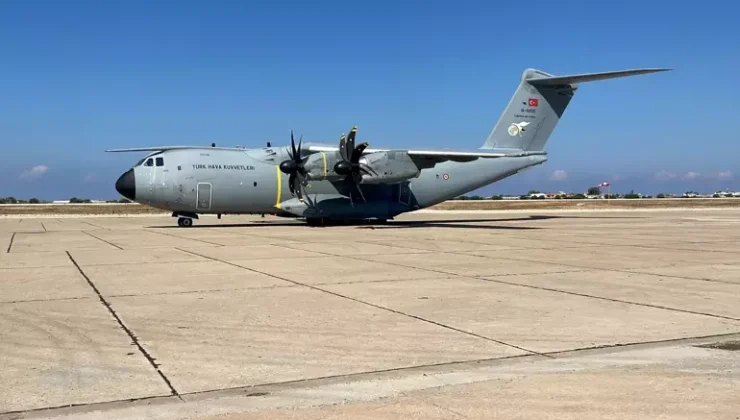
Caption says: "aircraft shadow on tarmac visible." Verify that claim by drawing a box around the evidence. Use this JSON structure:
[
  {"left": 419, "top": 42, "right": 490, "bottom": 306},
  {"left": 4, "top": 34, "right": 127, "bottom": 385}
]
[{"left": 150, "top": 214, "right": 645, "bottom": 231}]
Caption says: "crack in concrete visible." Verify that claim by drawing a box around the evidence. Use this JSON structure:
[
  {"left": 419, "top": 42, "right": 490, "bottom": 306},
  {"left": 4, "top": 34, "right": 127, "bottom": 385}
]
[{"left": 65, "top": 251, "right": 182, "bottom": 400}]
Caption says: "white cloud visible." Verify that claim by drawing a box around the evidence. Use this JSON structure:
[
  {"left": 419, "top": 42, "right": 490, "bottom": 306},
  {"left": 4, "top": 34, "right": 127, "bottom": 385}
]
[
  {"left": 550, "top": 170, "right": 568, "bottom": 181},
  {"left": 716, "top": 170, "right": 732, "bottom": 180},
  {"left": 83, "top": 174, "right": 95, "bottom": 183},
  {"left": 682, "top": 171, "right": 701, "bottom": 180},
  {"left": 19, "top": 165, "right": 48, "bottom": 181},
  {"left": 655, "top": 170, "right": 677, "bottom": 181}
]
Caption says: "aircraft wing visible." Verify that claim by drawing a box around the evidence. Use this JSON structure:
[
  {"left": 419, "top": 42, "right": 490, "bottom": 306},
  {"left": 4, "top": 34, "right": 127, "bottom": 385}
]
[
  {"left": 105, "top": 146, "right": 248, "bottom": 152},
  {"left": 407, "top": 149, "right": 545, "bottom": 161},
  {"left": 307, "top": 144, "right": 545, "bottom": 165}
]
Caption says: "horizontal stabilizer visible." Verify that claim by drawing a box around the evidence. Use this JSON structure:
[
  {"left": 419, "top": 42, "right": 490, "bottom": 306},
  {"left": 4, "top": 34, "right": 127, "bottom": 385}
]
[{"left": 527, "top": 68, "right": 671, "bottom": 86}]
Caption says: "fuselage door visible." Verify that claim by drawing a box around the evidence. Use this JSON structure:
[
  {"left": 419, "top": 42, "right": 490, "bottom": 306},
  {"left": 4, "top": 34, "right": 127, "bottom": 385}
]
[
  {"left": 139, "top": 156, "right": 156, "bottom": 197},
  {"left": 196, "top": 182, "right": 212, "bottom": 210},
  {"left": 399, "top": 182, "right": 411, "bottom": 205}
]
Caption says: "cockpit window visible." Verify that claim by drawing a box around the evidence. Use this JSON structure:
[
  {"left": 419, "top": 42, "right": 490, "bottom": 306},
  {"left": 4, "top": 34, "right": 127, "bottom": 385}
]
[
  {"left": 156, "top": 157, "right": 164, "bottom": 167},
  {"left": 144, "top": 158, "right": 154, "bottom": 166}
]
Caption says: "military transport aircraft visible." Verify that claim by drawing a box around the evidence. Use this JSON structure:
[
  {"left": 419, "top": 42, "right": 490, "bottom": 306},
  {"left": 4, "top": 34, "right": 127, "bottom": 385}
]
[{"left": 108, "top": 67, "right": 669, "bottom": 227}]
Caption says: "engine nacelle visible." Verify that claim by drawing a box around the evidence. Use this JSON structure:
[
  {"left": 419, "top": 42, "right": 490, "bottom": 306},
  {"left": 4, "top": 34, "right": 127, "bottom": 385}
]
[
  {"left": 302, "top": 152, "right": 345, "bottom": 181},
  {"left": 358, "top": 151, "right": 420, "bottom": 184}
]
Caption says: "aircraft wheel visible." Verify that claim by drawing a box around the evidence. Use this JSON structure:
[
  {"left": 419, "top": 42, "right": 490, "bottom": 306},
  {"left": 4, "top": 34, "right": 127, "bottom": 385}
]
[{"left": 178, "top": 217, "right": 193, "bottom": 227}]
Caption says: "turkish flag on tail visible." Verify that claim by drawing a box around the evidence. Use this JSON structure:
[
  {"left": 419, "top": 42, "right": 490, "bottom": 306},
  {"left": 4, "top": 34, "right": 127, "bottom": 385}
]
[{"left": 528, "top": 98, "right": 538, "bottom": 107}]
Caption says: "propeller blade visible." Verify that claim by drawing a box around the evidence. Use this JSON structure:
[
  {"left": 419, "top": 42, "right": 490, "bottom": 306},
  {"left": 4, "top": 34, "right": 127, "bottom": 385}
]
[
  {"left": 293, "top": 173, "right": 304, "bottom": 201},
  {"left": 346, "top": 126, "right": 357, "bottom": 159},
  {"left": 339, "top": 133, "right": 347, "bottom": 162},
  {"left": 296, "top": 134, "right": 303, "bottom": 162},
  {"left": 290, "top": 131, "right": 297, "bottom": 160},
  {"left": 351, "top": 142, "right": 368, "bottom": 163},
  {"left": 288, "top": 173, "right": 296, "bottom": 195}
]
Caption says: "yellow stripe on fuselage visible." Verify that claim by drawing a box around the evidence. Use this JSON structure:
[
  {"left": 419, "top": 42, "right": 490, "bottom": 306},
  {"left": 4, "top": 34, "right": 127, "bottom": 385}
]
[
  {"left": 275, "top": 165, "right": 282, "bottom": 209},
  {"left": 321, "top": 152, "right": 327, "bottom": 177}
]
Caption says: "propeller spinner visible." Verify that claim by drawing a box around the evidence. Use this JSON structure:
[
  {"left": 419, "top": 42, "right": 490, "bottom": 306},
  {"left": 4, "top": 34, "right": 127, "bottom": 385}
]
[{"left": 334, "top": 126, "right": 370, "bottom": 183}]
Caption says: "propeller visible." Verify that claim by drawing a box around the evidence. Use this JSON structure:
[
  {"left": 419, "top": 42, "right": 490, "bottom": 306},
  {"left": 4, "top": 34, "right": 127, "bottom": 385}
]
[
  {"left": 279, "top": 131, "right": 309, "bottom": 202},
  {"left": 334, "top": 126, "right": 371, "bottom": 183}
]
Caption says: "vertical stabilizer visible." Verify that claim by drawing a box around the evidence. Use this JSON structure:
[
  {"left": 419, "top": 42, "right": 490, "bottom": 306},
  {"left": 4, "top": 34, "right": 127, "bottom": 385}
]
[{"left": 480, "top": 68, "right": 670, "bottom": 151}]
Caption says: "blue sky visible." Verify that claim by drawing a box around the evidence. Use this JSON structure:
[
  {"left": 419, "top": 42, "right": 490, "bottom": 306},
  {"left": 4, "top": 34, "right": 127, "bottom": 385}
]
[{"left": 2, "top": 0, "right": 739, "bottom": 199}]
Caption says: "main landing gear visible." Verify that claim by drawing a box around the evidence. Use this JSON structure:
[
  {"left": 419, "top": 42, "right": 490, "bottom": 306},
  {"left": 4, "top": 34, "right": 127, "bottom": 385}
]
[{"left": 173, "top": 212, "right": 198, "bottom": 227}]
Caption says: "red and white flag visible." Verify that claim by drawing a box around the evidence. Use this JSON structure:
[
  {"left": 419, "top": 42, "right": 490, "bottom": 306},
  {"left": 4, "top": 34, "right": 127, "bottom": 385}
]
[
  {"left": 600, "top": 182, "right": 610, "bottom": 187},
  {"left": 528, "top": 98, "right": 539, "bottom": 107}
]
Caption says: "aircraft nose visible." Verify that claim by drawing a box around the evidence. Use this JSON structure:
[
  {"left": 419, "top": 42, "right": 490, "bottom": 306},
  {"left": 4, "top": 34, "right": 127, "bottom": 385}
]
[{"left": 115, "top": 169, "right": 136, "bottom": 201}]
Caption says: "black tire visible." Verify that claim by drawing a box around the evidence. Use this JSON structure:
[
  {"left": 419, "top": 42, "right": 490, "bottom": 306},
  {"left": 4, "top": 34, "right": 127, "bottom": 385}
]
[{"left": 179, "top": 217, "right": 193, "bottom": 227}]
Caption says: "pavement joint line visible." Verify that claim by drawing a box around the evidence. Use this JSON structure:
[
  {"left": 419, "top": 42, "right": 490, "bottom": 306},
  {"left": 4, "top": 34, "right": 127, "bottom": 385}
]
[
  {"left": 407, "top": 394, "right": 471, "bottom": 420},
  {"left": 65, "top": 251, "right": 182, "bottom": 400},
  {"left": 7, "top": 329, "right": 740, "bottom": 419},
  {"left": 516, "top": 235, "right": 740, "bottom": 255},
  {"left": 311, "top": 276, "right": 458, "bottom": 287},
  {"left": 382, "top": 251, "right": 740, "bottom": 322},
  {"left": 81, "top": 231, "right": 124, "bottom": 250},
  {"left": 273, "top": 241, "right": 594, "bottom": 280},
  {"left": 79, "top": 220, "right": 108, "bottom": 230},
  {"left": 366, "top": 239, "right": 740, "bottom": 289},
  {"left": 463, "top": 250, "right": 740, "bottom": 288},
  {"left": 0, "top": 394, "right": 175, "bottom": 418},
  {"left": 6, "top": 233, "right": 15, "bottom": 253},
  {"left": 613, "top": 267, "right": 740, "bottom": 286},
  {"left": 478, "top": 277, "right": 740, "bottom": 322},
  {"left": 147, "top": 229, "right": 226, "bottom": 247},
  {"left": 107, "top": 283, "right": 299, "bottom": 299},
  {"left": 40, "top": 222, "right": 46, "bottom": 232},
  {"left": 268, "top": 239, "right": 740, "bottom": 323},
  {"left": 0, "top": 295, "right": 94, "bottom": 305},
  {"left": 176, "top": 246, "right": 549, "bottom": 358}
]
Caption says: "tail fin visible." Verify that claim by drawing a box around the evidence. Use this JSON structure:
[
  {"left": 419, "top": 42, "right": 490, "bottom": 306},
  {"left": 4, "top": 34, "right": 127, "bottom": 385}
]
[{"left": 480, "top": 68, "right": 670, "bottom": 151}]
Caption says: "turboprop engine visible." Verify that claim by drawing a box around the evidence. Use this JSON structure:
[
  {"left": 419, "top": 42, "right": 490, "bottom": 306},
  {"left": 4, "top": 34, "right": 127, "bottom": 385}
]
[
  {"left": 356, "top": 151, "right": 420, "bottom": 184},
  {"left": 298, "top": 149, "right": 419, "bottom": 184}
]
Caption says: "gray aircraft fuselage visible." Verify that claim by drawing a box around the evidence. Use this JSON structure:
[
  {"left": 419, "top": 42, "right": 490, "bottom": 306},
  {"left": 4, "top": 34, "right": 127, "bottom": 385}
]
[
  {"left": 119, "top": 146, "right": 546, "bottom": 220},
  {"left": 111, "top": 67, "right": 669, "bottom": 225}
]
